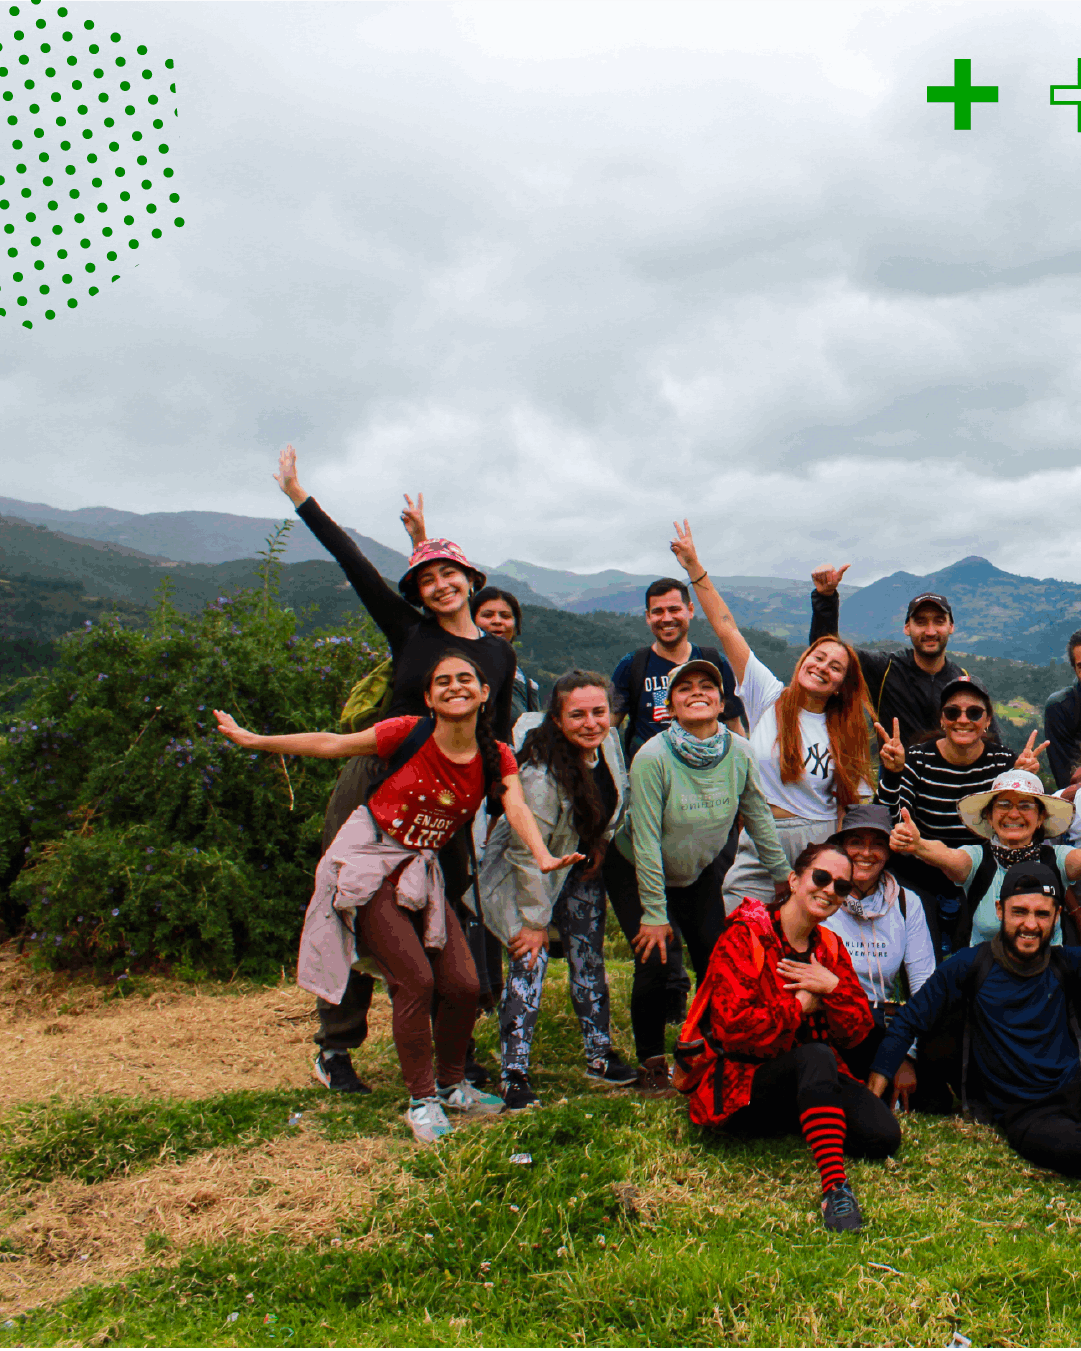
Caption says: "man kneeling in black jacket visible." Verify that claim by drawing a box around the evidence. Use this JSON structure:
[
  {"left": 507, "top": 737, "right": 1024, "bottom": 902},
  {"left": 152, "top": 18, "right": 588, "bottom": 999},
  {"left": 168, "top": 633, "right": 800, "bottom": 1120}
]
[{"left": 868, "top": 862, "right": 1081, "bottom": 1176}]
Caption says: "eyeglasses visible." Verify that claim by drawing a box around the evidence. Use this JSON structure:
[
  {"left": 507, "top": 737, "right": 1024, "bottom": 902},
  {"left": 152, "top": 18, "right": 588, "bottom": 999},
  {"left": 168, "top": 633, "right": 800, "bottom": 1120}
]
[
  {"left": 810, "top": 868, "right": 853, "bottom": 897},
  {"left": 993, "top": 798, "right": 1039, "bottom": 813},
  {"left": 942, "top": 703, "right": 988, "bottom": 723}
]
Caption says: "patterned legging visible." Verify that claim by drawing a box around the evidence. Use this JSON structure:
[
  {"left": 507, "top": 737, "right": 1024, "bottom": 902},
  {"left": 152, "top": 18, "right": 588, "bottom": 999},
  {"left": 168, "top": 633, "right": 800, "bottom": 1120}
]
[{"left": 499, "top": 862, "right": 611, "bottom": 1076}]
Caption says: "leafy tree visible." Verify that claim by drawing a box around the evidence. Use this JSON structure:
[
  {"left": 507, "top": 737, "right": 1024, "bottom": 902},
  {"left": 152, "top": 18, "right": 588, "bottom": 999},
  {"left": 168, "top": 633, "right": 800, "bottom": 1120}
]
[{"left": 0, "top": 526, "right": 384, "bottom": 978}]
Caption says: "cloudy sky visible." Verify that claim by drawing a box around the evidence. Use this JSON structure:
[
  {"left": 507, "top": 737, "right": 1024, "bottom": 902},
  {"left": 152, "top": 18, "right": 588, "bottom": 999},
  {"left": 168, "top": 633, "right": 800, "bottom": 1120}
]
[{"left": 5, "top": 0, "right": 1081, "bottom": 584}]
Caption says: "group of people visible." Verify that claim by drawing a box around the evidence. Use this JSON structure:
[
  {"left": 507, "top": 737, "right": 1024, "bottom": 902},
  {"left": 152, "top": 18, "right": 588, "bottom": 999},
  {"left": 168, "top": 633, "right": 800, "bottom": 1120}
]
[{"left": 210, "top": 446, "right": 1081, "bottom": 1235}]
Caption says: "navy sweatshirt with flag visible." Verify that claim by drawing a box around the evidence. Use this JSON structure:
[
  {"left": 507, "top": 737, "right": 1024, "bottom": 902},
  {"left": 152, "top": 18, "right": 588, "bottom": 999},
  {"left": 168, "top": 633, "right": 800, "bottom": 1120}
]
[{"left": 871, "top": 946, "right": 1081, "bottom": 1117}]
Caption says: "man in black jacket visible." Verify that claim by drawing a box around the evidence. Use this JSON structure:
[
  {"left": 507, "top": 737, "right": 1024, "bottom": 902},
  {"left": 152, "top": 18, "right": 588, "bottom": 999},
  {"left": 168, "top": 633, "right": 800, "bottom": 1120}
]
[
  {"left": 1044, "top": 628, "right": 1081, "bottom": 790},
  {"left": 808, "top": 565, "right": 969, "bottom": 747},
  {"left": 868, "top": 862, "right": 1081, "bottom": 1176}
]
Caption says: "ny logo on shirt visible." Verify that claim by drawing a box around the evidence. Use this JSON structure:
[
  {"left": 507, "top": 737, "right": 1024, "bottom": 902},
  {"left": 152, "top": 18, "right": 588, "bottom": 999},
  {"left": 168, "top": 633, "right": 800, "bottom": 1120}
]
[{"left": 804, "top": 742, "right": 832, "bottom": 779}]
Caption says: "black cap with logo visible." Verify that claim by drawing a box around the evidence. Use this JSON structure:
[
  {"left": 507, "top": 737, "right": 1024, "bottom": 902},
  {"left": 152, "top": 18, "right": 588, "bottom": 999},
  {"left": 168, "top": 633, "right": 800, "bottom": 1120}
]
[
  {"left": 1000, "top": 860, "right": 1064, "bottom": 905},
  {"left": 905, "top": 592, "right": 953, "bottom": 621}
]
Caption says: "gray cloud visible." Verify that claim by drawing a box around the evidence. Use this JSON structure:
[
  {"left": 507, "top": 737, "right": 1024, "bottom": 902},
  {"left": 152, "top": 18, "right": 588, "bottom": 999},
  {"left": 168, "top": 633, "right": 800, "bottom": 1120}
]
[{"left": 3, "top": 1, "right": 1081, "bottom": 587}]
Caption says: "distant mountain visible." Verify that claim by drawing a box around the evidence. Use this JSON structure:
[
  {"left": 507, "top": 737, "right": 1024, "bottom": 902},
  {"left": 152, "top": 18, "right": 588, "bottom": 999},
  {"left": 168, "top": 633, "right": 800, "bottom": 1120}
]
[{"left": 836, "top": 556, "right": 1081, "bottom": 663}]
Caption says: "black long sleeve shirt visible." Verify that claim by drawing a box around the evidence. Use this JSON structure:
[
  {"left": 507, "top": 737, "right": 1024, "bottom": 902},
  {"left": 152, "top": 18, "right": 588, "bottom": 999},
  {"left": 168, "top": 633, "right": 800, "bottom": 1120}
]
[
  {"left": 1044, "top": 683, "right": 1081, "bottom": 790},
  {"left": 296, "top": 497, "right": 517, "bottom": 742},
  {"left": 809, "top": 589, "right": 974, "bottom": 747}
]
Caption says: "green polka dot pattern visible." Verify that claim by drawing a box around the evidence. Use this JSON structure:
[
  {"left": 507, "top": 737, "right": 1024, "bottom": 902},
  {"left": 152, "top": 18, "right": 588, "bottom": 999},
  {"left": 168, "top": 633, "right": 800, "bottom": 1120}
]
[{"left": 0, "top": 0, "right": 181, "bottom": 328}]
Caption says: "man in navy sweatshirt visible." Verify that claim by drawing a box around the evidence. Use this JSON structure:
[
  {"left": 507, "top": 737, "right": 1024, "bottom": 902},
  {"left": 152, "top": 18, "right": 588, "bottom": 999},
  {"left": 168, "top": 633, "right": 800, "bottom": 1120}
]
[{"left": 868, "top": 862, "right": 1081, "bottom": 1176}]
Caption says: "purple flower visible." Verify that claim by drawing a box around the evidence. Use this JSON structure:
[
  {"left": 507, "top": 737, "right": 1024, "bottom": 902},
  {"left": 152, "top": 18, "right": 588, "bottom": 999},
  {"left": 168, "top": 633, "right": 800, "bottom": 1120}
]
[{"left": 111, "top": 908, "right": 119, "bottom": 917}]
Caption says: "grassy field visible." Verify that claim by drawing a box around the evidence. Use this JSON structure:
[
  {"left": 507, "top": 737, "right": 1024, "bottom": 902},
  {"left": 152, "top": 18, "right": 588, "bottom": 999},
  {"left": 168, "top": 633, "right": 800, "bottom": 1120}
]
[{"left": 2, "top": 943, "right": 1081, "bottom": 1349}]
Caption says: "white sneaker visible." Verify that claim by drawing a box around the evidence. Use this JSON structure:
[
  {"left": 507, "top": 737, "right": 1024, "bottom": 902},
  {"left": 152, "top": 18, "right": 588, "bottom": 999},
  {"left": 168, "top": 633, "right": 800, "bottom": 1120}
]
[
  {"left": 437, "top": 1080, "right": 505, "bottom": 1115},
  {"left": 406, "top": 1096, "right": 453, "bottom": 1144}
]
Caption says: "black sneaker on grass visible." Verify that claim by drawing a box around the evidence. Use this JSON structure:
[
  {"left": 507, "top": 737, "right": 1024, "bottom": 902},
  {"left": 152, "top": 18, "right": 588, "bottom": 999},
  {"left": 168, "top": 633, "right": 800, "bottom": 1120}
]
[
  {"left": 821, "top": 1181, "right": 863, "bottom": 1233},
  {"left": 584, "top": 1050, "right": 638, "bottom": 1087},
  {"left": 501, "top": 1071, "right": 540, "bottom": 1111},
  {"left": 313, "top": 1051, "right": 372, "bottom": 1095}
]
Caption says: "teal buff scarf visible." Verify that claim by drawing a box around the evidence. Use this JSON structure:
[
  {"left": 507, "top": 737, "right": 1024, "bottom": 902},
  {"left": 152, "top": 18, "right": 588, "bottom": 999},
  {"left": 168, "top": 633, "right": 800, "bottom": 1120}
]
[{"left": 664, "top": 720, "right": 731, "bottom": 770}]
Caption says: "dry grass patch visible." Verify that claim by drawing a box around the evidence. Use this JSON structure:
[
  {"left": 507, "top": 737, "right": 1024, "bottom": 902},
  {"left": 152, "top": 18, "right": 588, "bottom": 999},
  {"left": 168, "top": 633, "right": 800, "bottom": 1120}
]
[
  {"left": 0, "top": 946, "right": 392, "bottom": 1109},
  {"left": 0, "top": 1125, "right": 410, "bottom": 1318}
]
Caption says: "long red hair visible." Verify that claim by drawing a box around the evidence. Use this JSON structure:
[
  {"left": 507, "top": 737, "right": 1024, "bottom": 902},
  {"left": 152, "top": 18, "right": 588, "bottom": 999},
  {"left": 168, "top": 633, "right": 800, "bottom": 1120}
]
[{"left": 775, "top": 637, "right": 872, "bottom": 811}]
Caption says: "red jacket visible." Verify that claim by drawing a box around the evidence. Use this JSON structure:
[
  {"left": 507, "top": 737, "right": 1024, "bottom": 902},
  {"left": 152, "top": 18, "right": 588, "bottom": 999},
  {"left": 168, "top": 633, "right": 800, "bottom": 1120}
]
[{"left": 675, "top": 897, "right": 874, "bottom": 1127}]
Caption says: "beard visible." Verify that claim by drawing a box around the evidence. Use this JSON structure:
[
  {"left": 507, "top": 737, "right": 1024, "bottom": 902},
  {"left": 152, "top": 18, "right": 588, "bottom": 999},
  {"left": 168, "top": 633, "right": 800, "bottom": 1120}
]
[{"left": 1001, "top": 924, "right": 1054, "bottom": 965}]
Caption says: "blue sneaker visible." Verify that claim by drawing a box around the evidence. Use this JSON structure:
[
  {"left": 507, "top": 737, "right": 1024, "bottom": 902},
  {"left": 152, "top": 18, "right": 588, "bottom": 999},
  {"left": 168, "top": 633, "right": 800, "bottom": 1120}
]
[{"left": 437, "top": 1080, "right": 505, "bottom": 1115}]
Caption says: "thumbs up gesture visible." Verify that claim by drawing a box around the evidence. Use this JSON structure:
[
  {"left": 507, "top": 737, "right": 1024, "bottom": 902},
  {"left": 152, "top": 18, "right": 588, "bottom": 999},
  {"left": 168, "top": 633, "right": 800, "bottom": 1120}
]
[
  {"left": 890, "top": 807, "right": 921, "bottom": 855},
  {"left": 874, "top": 717, "right": 905, "bottom": 774},
  {"left": 811, "top": 563, "right": 851, "bottom": 595}
]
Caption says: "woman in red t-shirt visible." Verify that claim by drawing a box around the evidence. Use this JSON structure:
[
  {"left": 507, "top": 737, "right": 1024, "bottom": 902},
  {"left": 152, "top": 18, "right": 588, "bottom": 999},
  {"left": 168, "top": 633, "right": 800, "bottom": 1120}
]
[{"left": 215, "top": 654, "right": 580, "bottom": 1145}]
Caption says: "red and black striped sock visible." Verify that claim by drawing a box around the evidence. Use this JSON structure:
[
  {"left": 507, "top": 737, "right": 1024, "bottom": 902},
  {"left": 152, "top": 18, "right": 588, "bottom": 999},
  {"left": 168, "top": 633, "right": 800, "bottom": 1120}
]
[{"left": 799, "top": 1104, "right": 847, "bottom": 1194}]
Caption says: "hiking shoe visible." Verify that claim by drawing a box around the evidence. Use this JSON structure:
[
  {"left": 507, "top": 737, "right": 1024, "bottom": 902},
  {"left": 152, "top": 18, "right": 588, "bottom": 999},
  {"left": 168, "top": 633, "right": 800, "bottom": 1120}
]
[
  {"left": 584, "top": 1050, "right": 638, "bottom": 1088},
  {"left": 821, "top": 1182, "right": 863, "bottom": 1233},
  {"left": 406, "top": 1096, "right": 453, "bottom": 1145},
  {"left": 501, "top": 1070, "right": 540, "bottom": 1111},
  {"left": 313, "top": 1052, "right": 372, "bottom": 1095},
  {"left": 463, "top": 1051, "right": 492, "bottom": 1088},
  {"left": 634, "top": 1056, "right": 678, "bottom": 1098},
  {"left": 437, "top": 1080, "right": 505, "bottom": 1115}
]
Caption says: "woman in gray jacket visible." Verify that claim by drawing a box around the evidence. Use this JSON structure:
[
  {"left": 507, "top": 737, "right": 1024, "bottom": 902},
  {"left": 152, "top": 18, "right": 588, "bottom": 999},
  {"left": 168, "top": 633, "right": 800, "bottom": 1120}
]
[{"left": 479, "top": 671, "right": 637, "bottom": 1109}]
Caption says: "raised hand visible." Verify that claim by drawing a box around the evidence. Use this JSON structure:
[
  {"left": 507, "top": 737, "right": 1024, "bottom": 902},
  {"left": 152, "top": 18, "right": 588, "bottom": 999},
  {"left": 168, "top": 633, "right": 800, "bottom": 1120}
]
[
  {"left": 890, "top": 806, "right": 921, "bottom": 855},
  {"left": 874, "top": 717, "right": 905, "bottom": 774},
  {"left": 811, "top": 563, "right": 851, "bottom": 595},
  {"left": 213, "top": 710, "right": 258, "bottom": 749},
  {"left": 274, "top": 444, "right": 307, "bottom": 507},
  {"left": 669, "top": 518, "right": 701, "bottom": 576},
  {"left": 400, "top": 493, "right": 426, "bottom": 548},
  {"left": 1014, "top": 730, "right": 1050, "bottom": 776}
]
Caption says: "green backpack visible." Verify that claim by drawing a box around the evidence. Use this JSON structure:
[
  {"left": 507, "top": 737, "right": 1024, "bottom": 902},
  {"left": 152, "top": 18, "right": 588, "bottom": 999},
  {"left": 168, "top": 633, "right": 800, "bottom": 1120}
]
[{"left": 339, "top": 657, "right": 394, "bottom": 733}]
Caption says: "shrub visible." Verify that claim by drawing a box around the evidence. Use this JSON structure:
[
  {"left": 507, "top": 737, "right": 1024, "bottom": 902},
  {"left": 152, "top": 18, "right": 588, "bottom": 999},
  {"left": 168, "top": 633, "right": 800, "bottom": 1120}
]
[{"left": 0, "top": 529, "right": 385, "bottom": 977}]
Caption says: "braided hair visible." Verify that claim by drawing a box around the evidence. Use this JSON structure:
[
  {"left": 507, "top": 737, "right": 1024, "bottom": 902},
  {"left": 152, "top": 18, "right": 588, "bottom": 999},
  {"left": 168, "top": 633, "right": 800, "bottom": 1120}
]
[
  {"left": 423, "top": 652, "right": 507, "bottom": 814},
  {"left": 518, "top": 670, "right": 614, "bottom": 852}
]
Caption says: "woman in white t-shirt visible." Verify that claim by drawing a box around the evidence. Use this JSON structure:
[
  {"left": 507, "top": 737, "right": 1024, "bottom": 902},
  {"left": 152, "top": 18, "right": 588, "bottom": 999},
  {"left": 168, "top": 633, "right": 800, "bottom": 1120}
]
[{"left": 669, "top": 521, "right": 874, "bottom": 909}]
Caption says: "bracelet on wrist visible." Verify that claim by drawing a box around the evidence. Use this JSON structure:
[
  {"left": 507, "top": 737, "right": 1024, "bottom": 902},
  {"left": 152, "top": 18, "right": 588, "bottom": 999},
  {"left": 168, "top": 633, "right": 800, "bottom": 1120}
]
[{"left": 690, "top": 570, "right": 708, "bottom": 585}]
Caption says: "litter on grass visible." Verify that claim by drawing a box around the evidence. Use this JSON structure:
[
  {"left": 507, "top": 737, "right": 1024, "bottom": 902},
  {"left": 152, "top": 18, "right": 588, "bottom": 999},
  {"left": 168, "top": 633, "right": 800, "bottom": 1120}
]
[{"left": 509, "top": 1153, "right": 533, "bottom": 1165}]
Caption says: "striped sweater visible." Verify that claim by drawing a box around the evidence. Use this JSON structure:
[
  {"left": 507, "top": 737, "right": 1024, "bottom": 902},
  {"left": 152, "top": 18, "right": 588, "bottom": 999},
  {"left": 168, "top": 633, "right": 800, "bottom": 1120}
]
[{"left": 878, "top": 740, "right": 1016, "bottom": 844}]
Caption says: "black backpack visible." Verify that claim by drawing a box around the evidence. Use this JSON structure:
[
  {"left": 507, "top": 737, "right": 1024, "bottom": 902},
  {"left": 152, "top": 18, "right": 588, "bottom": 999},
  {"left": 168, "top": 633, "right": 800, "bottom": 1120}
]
[
  {"left": 954, "top": 844, "right": 1079, "bottom": 949},
  {"left": 960, "top": 942, "right": 1081, "bottom": 1118},
  {"left": 623, "top": 644, "right": 743, "bottom": 758}
]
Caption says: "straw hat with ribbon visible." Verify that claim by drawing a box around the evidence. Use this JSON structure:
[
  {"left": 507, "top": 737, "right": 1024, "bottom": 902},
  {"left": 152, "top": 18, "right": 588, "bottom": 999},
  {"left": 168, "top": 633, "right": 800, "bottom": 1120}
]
[{"left": 958, "top": 770, "right": 1075, "bottom": 841}]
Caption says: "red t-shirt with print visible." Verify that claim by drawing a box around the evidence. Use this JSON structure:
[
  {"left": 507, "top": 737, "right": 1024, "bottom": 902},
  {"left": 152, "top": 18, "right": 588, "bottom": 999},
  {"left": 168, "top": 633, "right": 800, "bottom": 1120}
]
[{"left": 367, "top": 716, "right": 518, "bottom": 852}]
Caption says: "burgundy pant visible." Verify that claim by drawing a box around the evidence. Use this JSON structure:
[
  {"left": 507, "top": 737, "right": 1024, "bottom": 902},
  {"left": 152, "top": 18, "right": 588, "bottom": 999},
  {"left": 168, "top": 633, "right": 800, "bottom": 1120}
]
[{"left": 355, "top": 878, "right": 480, "bottom": 1099}]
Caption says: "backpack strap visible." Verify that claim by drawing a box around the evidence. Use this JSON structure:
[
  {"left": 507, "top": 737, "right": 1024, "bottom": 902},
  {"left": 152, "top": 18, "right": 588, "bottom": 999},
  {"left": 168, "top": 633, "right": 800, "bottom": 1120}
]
[
  {"left": 624, "top": 647, "right": 653, "bottom": 757},
  {"left": 363, "top": 716, "right": 435, "bottom": 804},
  {"left": 874, "top": 657, "right": 893, "bottom": 723},
  {"left": 960, "top": 942, "right": 996, "bottom": 1116},
  {"left": 897, "top": 886, "right": 908, "bottom": 921},
  {"left": 955, "top": 842, "right": 997, "bottom": 950}
]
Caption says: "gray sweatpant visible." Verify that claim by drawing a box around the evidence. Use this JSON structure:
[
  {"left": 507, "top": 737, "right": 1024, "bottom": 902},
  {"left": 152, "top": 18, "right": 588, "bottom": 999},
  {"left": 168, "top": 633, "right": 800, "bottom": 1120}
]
[{"left": 721, "top": 815, "right": 835, "bottom": 914}]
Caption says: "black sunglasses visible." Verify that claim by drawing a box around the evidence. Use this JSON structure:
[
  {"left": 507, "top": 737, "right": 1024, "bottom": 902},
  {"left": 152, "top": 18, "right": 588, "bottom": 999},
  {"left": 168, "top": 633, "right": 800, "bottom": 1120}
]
[
  {"left": 942, "top": 703, "right": 988, "bottom": 723},
  {"left": 810, "top": 867, "right": 853, "bottom": 897}
]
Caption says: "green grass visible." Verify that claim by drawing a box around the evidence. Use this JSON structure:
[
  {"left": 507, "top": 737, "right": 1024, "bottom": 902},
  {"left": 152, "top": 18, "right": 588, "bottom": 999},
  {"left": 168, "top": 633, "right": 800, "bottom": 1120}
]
[{"left": 4, "top": 960, "right": 1081, "bottom": 1346}]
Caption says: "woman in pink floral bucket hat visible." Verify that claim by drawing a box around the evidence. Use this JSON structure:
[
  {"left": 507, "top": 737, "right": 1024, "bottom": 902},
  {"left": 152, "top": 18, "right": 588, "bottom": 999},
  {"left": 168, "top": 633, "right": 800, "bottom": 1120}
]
[
  {"left": 276, "top": 446, "right": 517, "bottom": 1094},
  {"left": 890, "top": 769, "right": 1081, "bottom": 949}
]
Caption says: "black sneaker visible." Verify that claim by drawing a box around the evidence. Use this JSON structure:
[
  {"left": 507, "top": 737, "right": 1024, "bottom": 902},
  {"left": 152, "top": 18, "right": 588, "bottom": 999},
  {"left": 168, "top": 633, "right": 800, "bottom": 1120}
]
[
  {"left": 313, "top": 1051, "right": 372, "bottom": 1095},
  {"left": 501, "top": 1071, "right": 540, "bottom": 1111},
  {"left": 821, "top": 1181, "right": 863, "bottom": 1233},
  {"left": 584, "top": 1050, "right": 638, "bottom": 1087},
  {"left": 463, "top": 1050, "right": 491, "bottom": 1088}
]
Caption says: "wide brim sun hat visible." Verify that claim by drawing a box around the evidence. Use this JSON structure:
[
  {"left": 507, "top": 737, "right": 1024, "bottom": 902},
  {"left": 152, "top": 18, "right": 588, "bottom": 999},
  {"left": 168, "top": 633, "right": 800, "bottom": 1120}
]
[
  {"left": 958, "top": 769, "right": 1075, "bottom": 840},
  {"left": 399, "top": 539, "right": 486, "bottom": 606}
]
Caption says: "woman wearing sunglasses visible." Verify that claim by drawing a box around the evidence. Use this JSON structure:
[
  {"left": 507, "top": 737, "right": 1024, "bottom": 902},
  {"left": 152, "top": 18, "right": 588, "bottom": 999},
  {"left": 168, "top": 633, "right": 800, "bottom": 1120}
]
[
  {"left": 685, "top": 842, "right": 898, "bottom": 1233},
  {"left": 876, "top": 676, "right": 1046, "bottom": 951}
]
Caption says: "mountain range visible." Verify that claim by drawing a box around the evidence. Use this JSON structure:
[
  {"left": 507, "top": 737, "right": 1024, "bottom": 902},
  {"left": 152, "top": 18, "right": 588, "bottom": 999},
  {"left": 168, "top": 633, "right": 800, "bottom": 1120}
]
[{"left": 2, "top": 496, "right": 1081, "bottom": 662}]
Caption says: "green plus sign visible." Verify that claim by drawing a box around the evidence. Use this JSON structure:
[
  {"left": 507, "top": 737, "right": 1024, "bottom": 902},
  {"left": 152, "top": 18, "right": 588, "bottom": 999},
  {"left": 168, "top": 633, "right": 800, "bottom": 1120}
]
[
  {"left": 1050, "top": 59, "right": 1081, "bottom": 131},
  {"left": 927, "top": 58, "right": 998, "bottom": 130}
]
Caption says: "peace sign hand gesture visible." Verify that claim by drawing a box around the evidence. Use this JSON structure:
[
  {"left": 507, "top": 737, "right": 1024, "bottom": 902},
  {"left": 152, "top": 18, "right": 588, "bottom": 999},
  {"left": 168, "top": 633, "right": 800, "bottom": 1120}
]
[
  {"left": 400, "top": 493, "right": 426, "bottom": 548},
  {"left": 670, "top": 519, "right": 702, "bottom": 576},
  {"left": 1014, "top": 730, "right": 1050, "bottom": 776},
  {"left": 874, "top": 717, "right": 905, "bottom": 774},
  {"left": 811, "top": 563, "right": 851, "bottom": 595}
]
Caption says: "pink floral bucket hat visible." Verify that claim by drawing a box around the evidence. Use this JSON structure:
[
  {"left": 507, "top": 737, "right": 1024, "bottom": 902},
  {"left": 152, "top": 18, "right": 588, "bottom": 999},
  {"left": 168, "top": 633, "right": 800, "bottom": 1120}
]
[{"left": 398, "top": 538, "right": 486, "bottom": 606}]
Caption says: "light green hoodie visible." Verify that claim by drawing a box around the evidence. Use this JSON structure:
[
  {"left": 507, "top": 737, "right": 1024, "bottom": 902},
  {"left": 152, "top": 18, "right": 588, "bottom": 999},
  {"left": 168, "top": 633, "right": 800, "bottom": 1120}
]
[{"left": 615, "top": 729, "right": 788, "bottom": 926}]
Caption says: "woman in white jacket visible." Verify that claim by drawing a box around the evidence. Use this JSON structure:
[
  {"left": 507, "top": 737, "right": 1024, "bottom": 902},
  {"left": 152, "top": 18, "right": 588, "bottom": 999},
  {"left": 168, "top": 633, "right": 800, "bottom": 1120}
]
[{"left": 479, "top": 671, "right": 637, "bottom": 1109}]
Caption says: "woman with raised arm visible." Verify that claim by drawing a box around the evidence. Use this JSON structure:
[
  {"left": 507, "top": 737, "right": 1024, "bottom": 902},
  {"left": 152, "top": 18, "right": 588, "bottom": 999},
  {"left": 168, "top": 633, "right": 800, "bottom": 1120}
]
[
  {"left": 479, "top": 672, "right": 636, "bottom": 1109},
  {"left": 215, "top": 654, "right": 580, "bottom": 1146},
  {"left": 667, "top": 521, "right": 874, "bottom": 912},
  {"left": 277, "top": 448, "right": 517, "bottom": 1091},
  {"left": 400, "top": 492, "right": 539, "bottom": 724}
]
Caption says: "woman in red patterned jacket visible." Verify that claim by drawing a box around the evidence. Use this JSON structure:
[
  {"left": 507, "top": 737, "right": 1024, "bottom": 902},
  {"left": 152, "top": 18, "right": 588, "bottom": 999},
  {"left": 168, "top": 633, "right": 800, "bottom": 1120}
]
[{"left": 677, "top": 841, "right": 900, "bottom": 1232}]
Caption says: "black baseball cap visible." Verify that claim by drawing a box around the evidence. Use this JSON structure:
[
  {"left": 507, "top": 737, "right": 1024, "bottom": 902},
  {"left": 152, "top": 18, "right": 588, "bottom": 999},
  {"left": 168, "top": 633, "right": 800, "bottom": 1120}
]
[
  {"left": 906, "top": 592, "right": 953, "bottom": 621},
  {"left": 1000, "top": 861, "right": 1063, "bottom": 905},
  {"left": 939, "top": 674, "right": 991, "bottom": 709}
]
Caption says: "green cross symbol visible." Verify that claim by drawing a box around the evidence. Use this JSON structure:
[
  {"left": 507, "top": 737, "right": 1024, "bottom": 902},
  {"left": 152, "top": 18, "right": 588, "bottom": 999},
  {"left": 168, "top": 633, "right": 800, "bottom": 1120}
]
[
  {"left": 927, "top": 59, "right": 998, "bottom": 130},
  {"left": 1050, "top": 59, "right": 1081, "bottom": 131}
]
